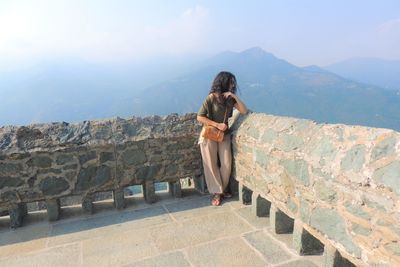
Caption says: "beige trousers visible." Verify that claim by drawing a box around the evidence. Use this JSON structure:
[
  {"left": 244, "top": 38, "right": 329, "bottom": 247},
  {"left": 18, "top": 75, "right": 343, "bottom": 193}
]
[{"left": 199, "top": 134, "right": 232, "bottom": 194}]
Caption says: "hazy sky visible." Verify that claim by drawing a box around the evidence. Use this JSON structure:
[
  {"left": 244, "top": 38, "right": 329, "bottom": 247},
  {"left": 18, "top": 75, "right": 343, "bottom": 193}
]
[{"left": 1, "top": 0, "right": 399, "bottom": 67}]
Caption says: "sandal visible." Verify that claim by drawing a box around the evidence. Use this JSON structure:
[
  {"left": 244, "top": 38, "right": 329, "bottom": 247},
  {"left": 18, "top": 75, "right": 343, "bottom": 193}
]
[{"left": 211, "top": 194, "right": 221, "bottom": 206}]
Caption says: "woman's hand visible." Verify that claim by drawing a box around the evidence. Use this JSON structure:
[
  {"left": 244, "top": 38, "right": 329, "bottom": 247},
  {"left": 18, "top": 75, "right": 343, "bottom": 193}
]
[
  {"left": 216, "top": 123, "right": 228, "bottom": 131},
  {"left": 222, "top": 92, "right": 236, "bottom": 100},
  {"left": 197, "top": 115, "right": 228, "bottom": 131},
  {"left": 223, "top": 91, "right": 248, "bottom": 114}
]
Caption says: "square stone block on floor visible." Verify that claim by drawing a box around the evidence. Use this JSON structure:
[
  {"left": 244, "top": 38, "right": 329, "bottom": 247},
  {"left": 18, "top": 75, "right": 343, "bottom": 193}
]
[
  {"left": 276, "top": 259, "right": 321, "bottom": 267},
  {"left": 270, "top": 204, "right": 294, "bottom": 234},
  {"left": 46, "top": 199, "right": 61, "bottom": 222},
  {"left": 226, "top": 198, "right": 244, "bottom": 210},
  {"left": 323, "top": 244, "right": 356, "bottom": 267},
  {"left": 251, "top": 192, "right": 271, "bottom": 217},
  {"left": 113, "top": 188, "right": 126, "bottom": 209},
  {"left": 9, "top": 203, "right": 27, "bottom": 228},
  {"left": 264, "top": 227, "right": 295, "bottom": 251},
  {"left": 186, "top": 236, "right": 268, "bottom": 267},
  {"left": 0, "top": 223, "right": 51, "bottom": 258},
  {"left": 143, "top": 181, "right": 157, "bottom": 204},
  {"left": 82, "top": 227, "right": 159, "bottom": 267},
  {"left": 238, "top": 182, "right": 252, "bottom": 205},
  {"left": 234, "top": 206, "right": 270, "bottom": 229},
  {"left": 168, "top": 180, "right": 183, "bottom": 198},
  {"left": 163, "top": 195, "right": 231, "bottom": 221},
  {"left": 243, "top": 230, "right": 293, "bottom": 265},
  {"left": 49, "top": 205, "right": 171, "bottom": 247},
  {"left": 0, "top": 243, "right": 81, "bottom": 267},
  {"left": 293, "top": 222, "right": 324, "bottom": 256},
  {"left": 82, "top": 194, "right": 94, "bottom": 214},
  {"left": 149, "top": 211, "right": 253, "bottom": 252},
  {"left": 123, "top": 251, "right": 191, "bottom": 267}
]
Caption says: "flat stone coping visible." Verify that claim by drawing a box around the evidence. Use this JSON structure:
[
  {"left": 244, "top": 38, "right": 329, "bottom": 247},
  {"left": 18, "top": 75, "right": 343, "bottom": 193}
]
[{"left": 0, "top": 190, "right": 323, "bottom": 267}]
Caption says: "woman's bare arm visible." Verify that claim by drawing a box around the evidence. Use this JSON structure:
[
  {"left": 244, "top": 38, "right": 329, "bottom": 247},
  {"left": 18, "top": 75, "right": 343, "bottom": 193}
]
[
  {"left": 222, "top": 92, "right": 248, "bottom": 114},
  {"left": 197, "top": 115, "right": 228, "bottom": 131}
]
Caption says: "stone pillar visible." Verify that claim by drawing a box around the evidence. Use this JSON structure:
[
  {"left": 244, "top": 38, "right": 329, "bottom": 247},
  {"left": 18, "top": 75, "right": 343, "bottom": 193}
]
[
  {"left": 193, "top": 175, "right": 206, "bottom": 194},
  {"left": 169, "top": 180, "right": 182, "bottom": 198},
  {"left": 9, "top": 203, "right": 27, "bottom": 229},
  {"left": 113, "top": 188, "right": 125, "bottom": 209},
  {"left": 270, "top": 204, "right": 294, "bottom": 234},
  {"left": 46, "top": 199, "right": 61, "bottom": 221},
  {"left": 251, "top": 192, "right": 270, "bottom": 217},
  {"left": 293, "top": 220, "right": 324, "bottom": 255},
  {"left": 228, "top": 178, "right": 239, "bottom": 196},
  {"left": 324, "top": 243, "right": 355, "bottom": 267},
  {"left": 82, "top": 194, "right": 94, "bottom": 214},
  {"left": 143, "top": 181, "right": 157, "bottom": 204},
  {"left": 238, "top": 182, "right": 252, "bottom": 205},
  {"left": 21, "top": 203, "right": 28, "bottom": 217}
]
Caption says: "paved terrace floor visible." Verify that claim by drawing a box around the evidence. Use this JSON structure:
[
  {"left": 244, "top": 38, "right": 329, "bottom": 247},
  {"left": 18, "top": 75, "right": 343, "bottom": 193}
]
[{"left": 0, "top": 189, "right": 324, "bottom": 267}]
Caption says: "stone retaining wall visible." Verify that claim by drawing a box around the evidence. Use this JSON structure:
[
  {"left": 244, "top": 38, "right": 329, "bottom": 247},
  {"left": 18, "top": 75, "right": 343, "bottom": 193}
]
[
  {"left": 0, "top": 113, "right": 203, "bottom": 226},
  {"left": 2, "top": 111, "right": 399, "bottom": 266},
  {"left": 230, "top": 112, "right": 400, "bottom": 266}
]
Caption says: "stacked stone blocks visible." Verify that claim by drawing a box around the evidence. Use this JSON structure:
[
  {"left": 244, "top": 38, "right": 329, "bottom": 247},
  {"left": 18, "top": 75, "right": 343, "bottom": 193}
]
[
  {"left": 232, "top": 112, "right": 400, "bottom": 267},
  {"left": 0, "top": 113, "right": 203, "bottom": 227}
]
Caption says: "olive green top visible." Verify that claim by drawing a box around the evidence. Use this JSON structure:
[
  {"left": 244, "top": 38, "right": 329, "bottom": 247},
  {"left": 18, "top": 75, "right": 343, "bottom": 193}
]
[{"left": 197, "top": 93, "right": 236, "bottom": 123}]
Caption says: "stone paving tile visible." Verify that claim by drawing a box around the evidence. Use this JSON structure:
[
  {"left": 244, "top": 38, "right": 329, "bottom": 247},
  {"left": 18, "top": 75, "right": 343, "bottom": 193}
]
[
  {"left": 123, "top": 251, "right": 191, "bottom": 267},
  {"left": 82, "top": 227, "right": 158, "bottom": 267},
  {"left": 263, "top": 220, "right": 324, "bottom": 267},
  {"left": 276, "top": 259, "right": 321, "bottom": 267},
  {"left": 124, "top": 190, "right": 209, "bottom": 213},
  {"left": 0, "top": 194, "right": 325, "bottom": 267},
  {"left": 49, "top": 206, "right": 171, "bottom": 247},
  {"left": 0, "top": 223, "right": 51, "bottom": 257},
  {"left": 149, "top": 211, "right": 253, "bottom": 252},
  {"left": 301, "top": 255, "right": 325, "bottom": 267},
  {"left": 186, "top": 236, "right": 270, "bottom": 267},
  {"left": 264, "top": 227, "right": 296, "bottom": 250},
  {"left": 164, "top": 195, "right": 231, "bottom": 221},
  {"left": 227, "top": 198, "right": 247, "bottom": 210},
  {"left": 234, "top": 206, "right": 270, "bottom": 229},
  {"left": 243, "top": 230, "right": 293, "bottom": 264},
  {"left": 0, "top": 243, "right": 80, "bottom": 267},
  {"left": 262, "top": 228, "right": 324, "bottom": 267}
]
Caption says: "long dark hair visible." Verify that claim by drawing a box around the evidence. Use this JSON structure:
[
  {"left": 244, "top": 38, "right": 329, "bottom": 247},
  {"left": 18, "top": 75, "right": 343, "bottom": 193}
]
[{"left": 209, "top": 71, "right": 237, "bottom": 104}]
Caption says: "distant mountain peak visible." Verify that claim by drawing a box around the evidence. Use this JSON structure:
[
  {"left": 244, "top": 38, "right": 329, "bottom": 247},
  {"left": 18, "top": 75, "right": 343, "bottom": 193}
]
[
  {"left": 302, "top": 65, "right": 329, "bottom": 73},
  {"left": 241, "top": 46, "right": 270, "bottom": 57},
  {"left": 212, "top": 47, "right": 275, "bottom": 62}
]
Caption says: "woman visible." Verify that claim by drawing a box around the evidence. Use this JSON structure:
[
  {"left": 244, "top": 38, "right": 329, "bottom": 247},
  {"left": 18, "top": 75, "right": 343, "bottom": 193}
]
[{"left": 197, "top": 71, "right": 248, "bottom": 206}]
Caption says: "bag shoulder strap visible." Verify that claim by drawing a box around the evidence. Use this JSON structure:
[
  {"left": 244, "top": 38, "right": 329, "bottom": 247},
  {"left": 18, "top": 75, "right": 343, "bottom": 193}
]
[{"left": 223, "top": 106, "right": 229, "bottom": 124}]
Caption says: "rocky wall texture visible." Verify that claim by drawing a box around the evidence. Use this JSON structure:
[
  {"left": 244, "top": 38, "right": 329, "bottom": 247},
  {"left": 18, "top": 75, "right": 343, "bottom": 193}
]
[
  {"left": 231, "top": 112, "right": 400, "bottom": 267},
  {"left": 0, "top": 113, "right": 202, "bottom": 210}
]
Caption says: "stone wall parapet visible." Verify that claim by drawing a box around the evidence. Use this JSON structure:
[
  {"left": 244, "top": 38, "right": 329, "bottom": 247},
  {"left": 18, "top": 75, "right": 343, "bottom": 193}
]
[
  {"left": 0, "top": 113, "right": 203, "bottom": 225},
  {"left": 2, "top": 110, "right": 399, "bottom": 266},
  {"left": 231, "top": 112, "right": 400, "bottom": 266}
]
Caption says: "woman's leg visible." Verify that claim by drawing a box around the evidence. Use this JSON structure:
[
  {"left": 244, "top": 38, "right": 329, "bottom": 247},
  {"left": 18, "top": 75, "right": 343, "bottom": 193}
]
[
  {"left": 218, "top": 134, "right": 232, "bottom": 192},
  {"left": 200, "top": 139, "right": 224, "bottom": 194}
]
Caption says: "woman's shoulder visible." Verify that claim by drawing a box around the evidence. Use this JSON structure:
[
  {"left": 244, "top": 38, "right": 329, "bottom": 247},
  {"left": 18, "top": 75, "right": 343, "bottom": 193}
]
[{"left": 205, "top": 93, "right": 215, "bottom": 102}]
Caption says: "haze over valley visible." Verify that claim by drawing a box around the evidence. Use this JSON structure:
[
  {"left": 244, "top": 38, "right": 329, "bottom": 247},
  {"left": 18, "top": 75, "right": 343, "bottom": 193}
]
[
  {"left": 1, "top": 47, "right": 399, "bottom": 131},
  {"left": 1, "top": 1, "right": 399, "bottom": 131}
]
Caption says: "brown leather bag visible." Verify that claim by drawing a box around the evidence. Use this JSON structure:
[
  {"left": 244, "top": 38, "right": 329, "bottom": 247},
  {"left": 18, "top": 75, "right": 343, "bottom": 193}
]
[{"left": 201, "top": 106, "right": 228, "bottom": 143}]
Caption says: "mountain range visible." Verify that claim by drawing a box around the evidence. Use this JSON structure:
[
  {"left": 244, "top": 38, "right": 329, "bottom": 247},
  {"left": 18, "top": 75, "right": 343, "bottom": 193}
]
[
  {"left": 324, "top": 58, "right": 400, "bottom": 91},
  {"left": 130, "top": 47, "right": 400, "bottom": 131},
  {"left": 0, "top": 47, "right": 399, "bottom": 131}
]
